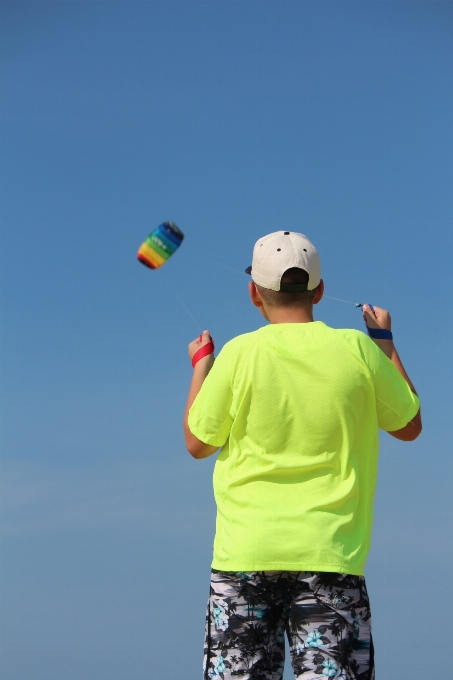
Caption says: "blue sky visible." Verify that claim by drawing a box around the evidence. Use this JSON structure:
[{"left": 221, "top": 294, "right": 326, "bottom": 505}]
[{"left": 1, "top": 2, "right": 452, "bottom": 679}]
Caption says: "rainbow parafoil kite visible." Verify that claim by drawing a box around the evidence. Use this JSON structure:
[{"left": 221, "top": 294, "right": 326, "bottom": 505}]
[{"left": 137, "top": 221, "right": 184, "bottom": 269}]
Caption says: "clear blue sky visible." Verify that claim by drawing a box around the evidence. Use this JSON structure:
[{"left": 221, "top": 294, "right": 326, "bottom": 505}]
[{"left": 1, "top": 2, "right": 452, "bottom": 679}]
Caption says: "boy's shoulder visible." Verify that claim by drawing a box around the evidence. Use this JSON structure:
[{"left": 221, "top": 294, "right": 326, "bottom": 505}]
[
  {"left": 333, "top": 326, "right": 377, "bottom": 348},
  {"left": 212, "top": 329, "right": 265, "bottom": 379},
  {"left": 220, "top": 327, "right": 266, "bottom": 355},
  {"left": 333, "top": 326, "right": 371, "bottom": 344},
  {"left": 331, "top": 327, "right": 384, "bottom": 371}
]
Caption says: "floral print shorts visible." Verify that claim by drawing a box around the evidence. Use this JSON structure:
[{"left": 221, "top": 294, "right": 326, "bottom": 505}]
[{"left": 203, "top": 570, "right": 374, "bottom": 680}]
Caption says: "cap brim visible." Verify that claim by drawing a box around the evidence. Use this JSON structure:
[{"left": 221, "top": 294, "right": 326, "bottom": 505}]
[{"left": 245, "top": 266, "right": 252, "bottom": 275}]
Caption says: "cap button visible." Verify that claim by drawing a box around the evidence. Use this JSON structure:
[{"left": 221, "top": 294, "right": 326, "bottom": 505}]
[{"left": 284, "top": 231, "right": 290, "bottom": 235}]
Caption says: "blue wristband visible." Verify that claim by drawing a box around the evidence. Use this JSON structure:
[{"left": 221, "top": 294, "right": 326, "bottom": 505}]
[{"left": 367, "top": 327, "right": 393, "bottom": 341}]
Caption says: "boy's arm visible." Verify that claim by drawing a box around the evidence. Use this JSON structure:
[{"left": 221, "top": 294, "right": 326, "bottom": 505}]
[
  {"left": 184, "top": 331, "right": 219, "bottom": 459},
  {"left": 362, "top": 305, "right": 422, "bottom": 441}
]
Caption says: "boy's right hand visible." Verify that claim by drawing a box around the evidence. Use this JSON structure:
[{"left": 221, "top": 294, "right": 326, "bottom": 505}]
[{"left": 188, "top": 330, "right": 215, "bottom": 368}]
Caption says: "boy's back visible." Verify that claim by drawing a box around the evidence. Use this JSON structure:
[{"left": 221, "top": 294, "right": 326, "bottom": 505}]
[
  {"left": 189, "top": 321, "right": 418, "bottom": 574},
  {"left": 183, "top": 231, "right": 421, "bottom": 679}
]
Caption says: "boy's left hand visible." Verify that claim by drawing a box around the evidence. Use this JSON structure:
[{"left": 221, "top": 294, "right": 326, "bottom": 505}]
[{"left": 362, "top": 305, "right": 392, "bottom": 333}]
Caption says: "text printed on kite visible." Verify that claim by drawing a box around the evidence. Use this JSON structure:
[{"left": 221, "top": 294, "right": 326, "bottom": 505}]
[{"left": 137, "top": 221, "right": 184, "bottom": 269}]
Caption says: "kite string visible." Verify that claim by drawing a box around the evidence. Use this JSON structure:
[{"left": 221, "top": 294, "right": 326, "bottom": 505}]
[
  {"left": 182, "top": 245, "right": 244, "bottom": 275},
  {"left": 324, "top": 295, "right": 358, "bottom": 306},
  {"left": 184, "top": 247, "right": 361, "bottom": 304},
  {"left": 172, "top": 290, "right": 362, "bottom": 330},
  {"left": 169, "top": 284, "right": 202, "bottom": 331},
  {"left": 165, "top": 245, "right": 243, "bottom": 331},
  {"left": 174, "top": 246, "right": 362, "bottom": 322}
]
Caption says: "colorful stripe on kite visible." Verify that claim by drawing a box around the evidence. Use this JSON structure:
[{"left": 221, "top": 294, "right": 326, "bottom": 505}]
[{"left": 137, "top": 221, "right": 184, "bottom": 269}]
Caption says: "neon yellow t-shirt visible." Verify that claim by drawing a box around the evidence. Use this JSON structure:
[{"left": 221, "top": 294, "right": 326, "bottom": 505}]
[{"left": 188, "top": 322, "right": 420, "bottom": 575}]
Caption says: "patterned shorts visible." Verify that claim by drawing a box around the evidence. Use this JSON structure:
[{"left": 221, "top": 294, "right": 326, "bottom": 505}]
[{"left": 203, "top": 570, "right": 374, "bottom": 680}]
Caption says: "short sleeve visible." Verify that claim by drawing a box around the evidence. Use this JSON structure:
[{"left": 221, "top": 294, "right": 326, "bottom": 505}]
[
  {"left": 188, "top": 345, "right": 234, "bottom": 447},
  {"left": 363, "top": 337, "right": 420, "bottom": 432}
]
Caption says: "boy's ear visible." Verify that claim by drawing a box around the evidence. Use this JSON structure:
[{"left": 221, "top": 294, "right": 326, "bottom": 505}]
[
  {"left": 249, "top": 281, "right": 264, "bottom": 308},
  {"left": 313, "top": 279, "right": 324, "bottom": 305}
]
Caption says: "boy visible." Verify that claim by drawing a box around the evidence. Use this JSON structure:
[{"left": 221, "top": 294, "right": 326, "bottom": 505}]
[{"left": 183, "top": 231, "right": 421, "bottom": 680}]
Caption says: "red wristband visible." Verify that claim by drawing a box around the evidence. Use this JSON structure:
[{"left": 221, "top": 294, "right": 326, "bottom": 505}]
[{"left": 192, "top": 336, "right": 215, "bottom": 368}]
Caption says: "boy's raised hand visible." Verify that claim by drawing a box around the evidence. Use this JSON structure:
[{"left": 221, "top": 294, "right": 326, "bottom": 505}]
[
  {"left": 362, "top": 303, "right": 421, "bottom": 439},
  {"left": 362, "top": 304, "right": 392, "bottom": 333},
  {"left": 188, "top": 330, "right": 215, "bottom": 369},
  {"left": 184, "top": 330, "right": 218, "bottom": 458},
  {"left": 188, "top": 330, "right": 213, "bottom": 359}
]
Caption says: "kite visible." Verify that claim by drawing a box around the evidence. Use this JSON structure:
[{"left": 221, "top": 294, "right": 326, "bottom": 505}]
[{"left": 137, "top": 221, "right": 184, "bottom": 269}]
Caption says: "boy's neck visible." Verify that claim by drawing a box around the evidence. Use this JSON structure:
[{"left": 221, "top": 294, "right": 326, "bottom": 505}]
[{"left": 266, "top": 306, "right": 315, "bottom": 324}]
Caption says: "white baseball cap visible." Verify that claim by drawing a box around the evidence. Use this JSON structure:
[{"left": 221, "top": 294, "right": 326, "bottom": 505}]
[{"left": 245, "top": 231, "right": 321, "bottom": 292}]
